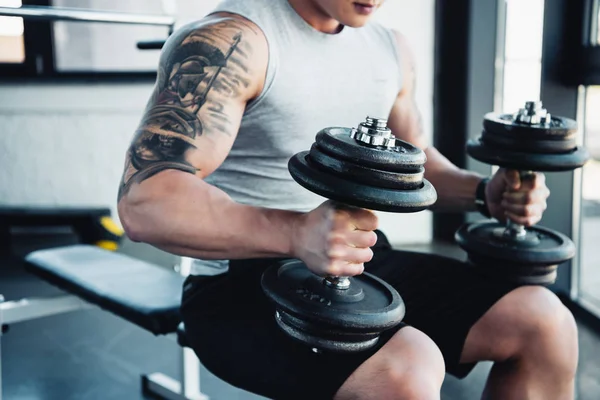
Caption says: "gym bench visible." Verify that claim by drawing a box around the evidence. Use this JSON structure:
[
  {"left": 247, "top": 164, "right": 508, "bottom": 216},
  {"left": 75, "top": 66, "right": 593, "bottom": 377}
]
[{"left": 0, "top": 245, "right": 209, "bottom": 400}]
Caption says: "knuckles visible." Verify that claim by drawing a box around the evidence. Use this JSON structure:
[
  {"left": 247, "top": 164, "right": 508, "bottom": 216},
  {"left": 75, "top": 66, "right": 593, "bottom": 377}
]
[
  {"left": 327, "top": 233, "right": 347, "bottom": 247},
  {"left": 523, "top": 192, "right": 534, "bottom": 204}
]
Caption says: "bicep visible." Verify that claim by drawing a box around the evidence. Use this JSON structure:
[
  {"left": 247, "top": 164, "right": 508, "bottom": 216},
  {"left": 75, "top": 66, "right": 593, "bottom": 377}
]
[
  {"left": 386, "top": 30, "right": 429, "bottom": 150},
  {"left": 119, "top": 15, "right": 267, "bottom": 199}
]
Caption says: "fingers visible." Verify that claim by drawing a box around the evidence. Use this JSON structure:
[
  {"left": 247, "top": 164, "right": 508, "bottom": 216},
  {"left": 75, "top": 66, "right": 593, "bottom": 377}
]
[
  {"left": 327, "top": 245, "right": 374, "bottom": 267},
  {"left": 323, "top": 261, "right": 366, "bottom": 278},
  {"left": 329, "top": 229, "right": 379, "bottom": 248},
  {"left": 325, "top": 221, "right": 377, "bottom": 275},
  {"left": 324, "top": 245, "right": 372, "bottom": 277},
  {"left": 500, "top": 171, "right": 549, "bottom": 226},
  {"left": 504, "top": 210, "right": 543, "bottom": 226},
  {"left": 332, "top": 206, "right": 379, "bottom": 232},
  {"left": 502, "top": 203, "right": 546, "bottom": 226},
  {"left": 319, "top": 206, "right": 378, "bottom": 277},
  {"left": 520, "top": 172, "right": 546, "bottom": 190},
  {"left": 503, "top": 171, "right": 546, "bottom": 192},
  {"left": 503, "top": 169, "right": 522, "bottom": 190},
  {"left": 502, "top": 185, "right": 550, "bottom": 205}
]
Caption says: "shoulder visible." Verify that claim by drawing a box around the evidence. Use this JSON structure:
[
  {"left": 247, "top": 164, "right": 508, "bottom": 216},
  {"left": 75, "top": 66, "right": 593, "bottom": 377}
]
[
  {"left": 390, "top": 29, "right": 413, "bottom": 57},
  {"left": 157, "top": 13, "right": 269, "bottom": 100},
  {"left": 388, "top": 29, "right": 415, "bottom": 68},
  {"left": 359, "top": 23, "right": 414, "bottom": 71},
  {"left": 162, "top": 13, "right": 268, "bottom": 63},
  {"left": 387, "top": 29, "right": 417, "bottom": 96}
]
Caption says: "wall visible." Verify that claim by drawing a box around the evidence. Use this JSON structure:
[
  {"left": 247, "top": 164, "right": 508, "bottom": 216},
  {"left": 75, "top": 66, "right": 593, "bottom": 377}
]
[
  {"left": 0, "top": 83, "right": 152, "bottom": 217},
  {"left": 0, "top": 0, "right": 435, "bottom": 248}
]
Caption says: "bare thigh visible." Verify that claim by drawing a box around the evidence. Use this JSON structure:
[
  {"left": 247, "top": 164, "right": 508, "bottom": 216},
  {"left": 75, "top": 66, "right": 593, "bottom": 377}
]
[
  {"left": 460, "top": 285, "right": 577, "bottom": 364},
  {"left": 335, "top": 327, "right": 446, "bottom": 400}
]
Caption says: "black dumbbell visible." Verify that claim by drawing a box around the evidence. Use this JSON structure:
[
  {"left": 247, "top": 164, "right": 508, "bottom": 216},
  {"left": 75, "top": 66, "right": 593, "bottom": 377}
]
[
  {"left": 261, "top": 116, "right": 437, "bottom": 353},
  {"left": 455, "top": 101, "right": 590, "bottom": 285}
]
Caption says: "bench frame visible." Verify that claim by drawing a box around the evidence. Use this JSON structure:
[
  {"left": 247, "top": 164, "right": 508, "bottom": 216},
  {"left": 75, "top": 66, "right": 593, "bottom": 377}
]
[{"left": 0, "top": 256, "right": 209, "bottom": 400}]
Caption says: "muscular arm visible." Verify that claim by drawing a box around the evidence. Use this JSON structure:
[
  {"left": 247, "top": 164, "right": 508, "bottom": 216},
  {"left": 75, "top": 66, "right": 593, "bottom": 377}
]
[
  {"left": 386, "top": 32, "right": 483, "bottom": 213},
  {"left": 117, "top": 15, "right": 301, "bottom": 259}
]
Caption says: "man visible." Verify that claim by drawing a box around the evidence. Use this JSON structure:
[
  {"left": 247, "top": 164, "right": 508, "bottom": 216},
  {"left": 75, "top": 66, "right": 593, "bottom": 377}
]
[{"left": 117, "top": 0, "right": 578, "bottom": 398}]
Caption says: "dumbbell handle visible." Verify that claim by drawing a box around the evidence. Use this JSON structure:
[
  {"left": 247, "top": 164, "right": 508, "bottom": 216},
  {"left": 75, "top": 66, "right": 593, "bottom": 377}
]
[
  {"left": 321, "top": 202, "right": 371, "bottom": 290},
  {"left": 320, "top": 116, "right": 392, "bottom": 290},
  {"left": 324, "top": 276, "right": 351, "bottom": 289},
  {"left": 503, "top": 170, "right": 536, "bottom": 238}
]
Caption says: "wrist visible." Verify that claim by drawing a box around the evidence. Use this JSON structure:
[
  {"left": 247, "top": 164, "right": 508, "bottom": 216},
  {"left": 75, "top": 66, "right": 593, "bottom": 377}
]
[
  {"left": 261, "top": 207, "right": 305, "bottom": 258},
  {"left": 475, "top": 177, "right": 491, "bottom": 218},
  {"left": 288, "top": 211, "right": 308, "bottom": 259}
]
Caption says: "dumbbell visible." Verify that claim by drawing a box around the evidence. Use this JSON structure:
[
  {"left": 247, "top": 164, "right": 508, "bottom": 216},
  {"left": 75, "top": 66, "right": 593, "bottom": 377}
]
[
  {"left": 455, "top": 101, "right": 590, "bottom": 285},
  {"left": 260, "top": 116, "right": 437, "bottom": 353}
]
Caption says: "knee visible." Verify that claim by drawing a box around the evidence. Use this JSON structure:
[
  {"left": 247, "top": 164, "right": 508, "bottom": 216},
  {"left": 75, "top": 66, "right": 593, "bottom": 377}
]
[
  {"left": 337, "top": 328, "right": 445, "bottom": 400},
  {"left": 384, "top": 368, "right": 442, "bottom": 400},
  {"left": 515, "top": 287, "right": 577, "bottom": 343},
  {"left": 382, "top": 329, "right": 445, "bottom": 399},
  {"left": 511, "top": 287, "right": 578, "bottom": 373}
]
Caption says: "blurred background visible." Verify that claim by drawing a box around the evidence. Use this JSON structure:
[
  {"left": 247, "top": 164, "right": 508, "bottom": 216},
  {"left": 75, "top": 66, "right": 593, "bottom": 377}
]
[{"left": 0, "top": 0, "right": 599, "bottom": 399}]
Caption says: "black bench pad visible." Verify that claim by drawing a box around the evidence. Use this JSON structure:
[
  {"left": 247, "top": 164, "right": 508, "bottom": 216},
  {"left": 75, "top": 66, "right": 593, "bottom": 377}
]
[{"left": 24, "top": 245, "right": 184, "bottom": 335}]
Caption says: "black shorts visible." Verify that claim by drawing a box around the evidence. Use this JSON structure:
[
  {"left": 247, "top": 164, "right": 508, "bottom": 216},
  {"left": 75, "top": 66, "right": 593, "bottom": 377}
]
[{"left": 180, "top": 231, "right": 520, "bottom": 399}]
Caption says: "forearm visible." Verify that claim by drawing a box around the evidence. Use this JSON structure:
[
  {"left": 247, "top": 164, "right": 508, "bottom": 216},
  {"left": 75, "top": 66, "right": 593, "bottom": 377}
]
[
  {"left": 118, "top": 170, "right": 301, "bottom": 260},
  {"left": 424, "top": 147, "right": 484, "bottom": 213}
]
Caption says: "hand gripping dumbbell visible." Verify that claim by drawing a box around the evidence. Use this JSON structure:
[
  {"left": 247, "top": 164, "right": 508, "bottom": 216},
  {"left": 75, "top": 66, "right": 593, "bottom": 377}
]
[
  {"left": 455, "top": 101, "right": 590, "bottom": 285},
  {"left": 260, "top": 116, "right": 437, "bottom": 353}
]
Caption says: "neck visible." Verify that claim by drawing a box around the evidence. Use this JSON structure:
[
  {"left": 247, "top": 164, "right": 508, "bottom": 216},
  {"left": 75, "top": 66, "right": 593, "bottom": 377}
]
[{"left": 287, "top": 0, "right": 344, "bottom": 34}]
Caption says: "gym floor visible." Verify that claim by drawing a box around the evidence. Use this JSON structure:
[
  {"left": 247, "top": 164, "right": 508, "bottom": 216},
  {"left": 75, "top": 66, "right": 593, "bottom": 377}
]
[{"left": 2, "top": 233, "right": 600, "bottom": 400}]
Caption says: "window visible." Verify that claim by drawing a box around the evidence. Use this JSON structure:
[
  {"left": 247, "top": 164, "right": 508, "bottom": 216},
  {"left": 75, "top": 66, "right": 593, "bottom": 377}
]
[
  {"left": 0, "top": 0, "right": 222, "bottom": 79},
  {"left": 51, "top": 0, "right": 168, "bottom": 73},
  {"left": 578, "top": 87, "right": 600, "bottom": 312},
  {"left": 0, "top": 0, "right": 24, "bottom": 64},
  {"left": 500, "top": 0, "right": 545, "bottom": 113},
  {"left": 597, "top": 0, "right": 600, "bottom": 44},
  {"left": 574, "top": 0, "right": 600, "bottom": 314},
  {"left": 595, "top": 0, "right": 600, "bottom": 44}
]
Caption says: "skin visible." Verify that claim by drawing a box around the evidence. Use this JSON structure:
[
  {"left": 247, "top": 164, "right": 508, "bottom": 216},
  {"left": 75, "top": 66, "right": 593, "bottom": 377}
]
[{"left": 118, "top": 1, "right": 577, "bottom": 399}]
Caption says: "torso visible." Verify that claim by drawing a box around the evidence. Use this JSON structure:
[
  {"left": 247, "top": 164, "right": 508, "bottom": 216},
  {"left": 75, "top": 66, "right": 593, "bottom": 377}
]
[{"left": 205, "top": 0, "right": 403, "bottom": 212}]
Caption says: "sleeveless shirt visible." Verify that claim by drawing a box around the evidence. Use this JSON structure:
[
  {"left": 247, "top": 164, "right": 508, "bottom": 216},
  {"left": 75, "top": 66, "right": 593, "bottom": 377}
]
[{"left": 191, "top": 0, "right": 403, "bottom": 274}]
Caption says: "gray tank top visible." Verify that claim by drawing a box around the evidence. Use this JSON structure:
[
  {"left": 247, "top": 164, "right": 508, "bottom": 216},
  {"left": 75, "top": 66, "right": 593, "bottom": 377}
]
[{"left": 190, "top": 0, "right": 403, "bottom": 274}]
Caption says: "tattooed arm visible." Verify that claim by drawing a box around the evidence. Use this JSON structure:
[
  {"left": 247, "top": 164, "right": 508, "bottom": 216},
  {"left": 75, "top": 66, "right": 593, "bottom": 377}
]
[
  {"left": 117, "top": 15, "right": 301, "bottom": 259},
  {"left": 386, "top": 31, "right": 483, "bottom": 212}
]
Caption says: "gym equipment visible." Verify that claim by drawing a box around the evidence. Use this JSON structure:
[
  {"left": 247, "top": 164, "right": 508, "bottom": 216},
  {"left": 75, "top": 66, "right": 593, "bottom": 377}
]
[
  {"left": 137, "top": 39, "right": 166, "bottom": 50},
  {"left": 456, "top": 101, "right": 590, "bottom": 285},
  {"left": 0, "top": 5, "right": 175, "bottom": 27},
  {"left": 137, "top": 0, "right": 177, "bottom": 50},
  {"left": 261, "top": 117, "right": 437, "bottom": 353},
  {"left": 0, "top": 246, "right": 207, "bottom": 400},
  {"left": 0, "top": 4, "right": 176, "bottom": 53},
  {"left": 0, "top": 207, "right": 124, "bottom": 253}
]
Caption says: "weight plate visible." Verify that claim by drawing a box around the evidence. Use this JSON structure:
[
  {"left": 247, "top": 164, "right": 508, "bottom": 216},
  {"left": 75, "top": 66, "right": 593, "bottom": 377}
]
[
  {"left": 466, "top": 139, "right": 590, "bottom": 172},
  {"left": 465, "top": 253, "right": 559, "bottom": 285},
  {"left": 315, "top": 127, "right": 426, "bottom": 173},
  {"left": 261, "top": 260, "right": 405, "bottom": 332},
  {"left": 455, "top": 221, "right": 576, "bottom": 265},
  {"left": 481, "top": 130, "right": 577, "bottom": 154},
  {"left": 308, "top": 144, "right": 424, "bottom": 190},
  {"left": 275, "top": 311, "right": 380, "bottom": 353},
  {"left": 483, "top": 112, "right": 577, "bottom": 140},
  {"left": 289, "top": 152, "right": 437, "bottom": 213}
]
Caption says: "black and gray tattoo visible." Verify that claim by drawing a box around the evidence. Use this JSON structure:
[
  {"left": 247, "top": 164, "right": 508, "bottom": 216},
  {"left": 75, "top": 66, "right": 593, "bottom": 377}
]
[{"left": 118, "top": 19, "right": 253, "bottom": 199}]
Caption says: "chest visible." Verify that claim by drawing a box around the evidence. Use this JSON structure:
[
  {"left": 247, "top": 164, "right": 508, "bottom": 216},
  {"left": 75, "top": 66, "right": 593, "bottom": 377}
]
[
  {"left": 237, "top": 31, "right": 401, "bottom": 158},
  {"left": 273, "top": 38, "right": 399, "bottom": 120}
]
